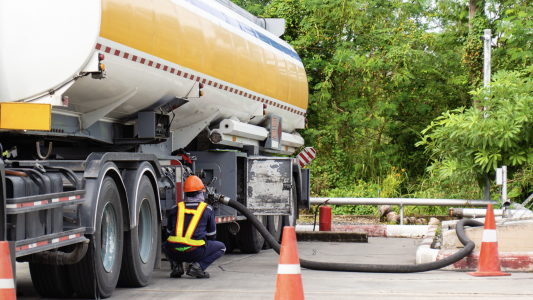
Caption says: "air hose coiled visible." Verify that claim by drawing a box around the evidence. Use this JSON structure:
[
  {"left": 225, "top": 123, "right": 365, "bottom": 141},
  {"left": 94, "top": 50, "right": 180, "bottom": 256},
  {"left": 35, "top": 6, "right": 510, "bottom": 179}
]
[{"left": 221, "top": 197, "right": 483, "bottom": 273}]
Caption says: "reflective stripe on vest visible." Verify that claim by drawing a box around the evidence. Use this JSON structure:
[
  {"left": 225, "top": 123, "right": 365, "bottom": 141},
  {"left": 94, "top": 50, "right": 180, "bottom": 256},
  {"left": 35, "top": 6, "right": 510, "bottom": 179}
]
[{"left": 167, "top": 202, "right": 207, "bottom": 246}]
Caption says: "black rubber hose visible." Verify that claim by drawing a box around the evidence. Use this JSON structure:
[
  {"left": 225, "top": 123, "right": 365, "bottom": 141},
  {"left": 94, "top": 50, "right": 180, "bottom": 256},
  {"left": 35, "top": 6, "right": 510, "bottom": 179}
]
[{"left": 221, "top": 197, "right": 483, "bottom": 273}]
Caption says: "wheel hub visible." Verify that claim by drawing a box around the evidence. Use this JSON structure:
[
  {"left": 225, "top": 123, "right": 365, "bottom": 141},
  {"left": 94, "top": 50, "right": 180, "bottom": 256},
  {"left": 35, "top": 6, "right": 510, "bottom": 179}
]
[
  {"left": 100, "top": 202, "right": 118, "bottom": 273},
  {"left": 138, "top": 199, "right": 153, "bottom": 263}
]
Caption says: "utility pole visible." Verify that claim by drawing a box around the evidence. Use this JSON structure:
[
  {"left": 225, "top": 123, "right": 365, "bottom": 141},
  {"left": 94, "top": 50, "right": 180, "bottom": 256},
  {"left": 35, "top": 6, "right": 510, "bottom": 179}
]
[{"left": 482, "top": 29, "right": 491, "bottom": 201}]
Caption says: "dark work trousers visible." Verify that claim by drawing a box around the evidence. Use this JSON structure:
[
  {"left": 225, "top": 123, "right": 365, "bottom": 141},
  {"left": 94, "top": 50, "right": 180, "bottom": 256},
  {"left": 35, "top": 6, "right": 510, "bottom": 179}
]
[{"left": 163, "top": 240, "right": 226, "bottom": 271}]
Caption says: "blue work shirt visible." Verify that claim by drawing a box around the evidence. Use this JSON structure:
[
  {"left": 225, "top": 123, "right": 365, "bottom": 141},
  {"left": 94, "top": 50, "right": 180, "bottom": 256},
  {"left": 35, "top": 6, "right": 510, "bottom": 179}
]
[{"left": 166, "top": 202, "right": 217, "bottom": 248}]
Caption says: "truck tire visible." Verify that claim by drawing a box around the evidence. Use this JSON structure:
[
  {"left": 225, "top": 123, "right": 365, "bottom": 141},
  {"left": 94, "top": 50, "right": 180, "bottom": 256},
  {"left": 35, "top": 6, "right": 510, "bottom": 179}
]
[
  {"left": 267, "top": 215, "right": 283, "bottom": 243},
  {"left": 216, "top": 224, "right": 236, "bottom": 254},
  {"left": 67, "top": 176, "right": 124, "bottom": 299},
  {"left": 236, "top": 216, "right": 266, "bottom": 253},
  {"left": 29, "top": 262, "right": 73, "bottom": 298},
  {"left": 118, "top": 175, "right": 158, "bottom": 287}
]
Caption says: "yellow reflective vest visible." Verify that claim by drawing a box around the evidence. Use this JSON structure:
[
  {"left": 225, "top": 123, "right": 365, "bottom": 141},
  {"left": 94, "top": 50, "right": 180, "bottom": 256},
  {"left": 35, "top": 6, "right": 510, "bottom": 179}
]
[{"left": 167, "top": 202, "right": 208, "bottom": 246}]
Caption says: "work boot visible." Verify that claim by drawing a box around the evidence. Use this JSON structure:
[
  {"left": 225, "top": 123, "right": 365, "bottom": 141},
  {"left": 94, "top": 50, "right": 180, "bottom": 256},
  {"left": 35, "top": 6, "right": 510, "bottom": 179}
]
[
  {"left": 170, "top": 262, "right": 184, "bottom": 278},
  {"left": 186, "top": 262, "right": 210, "bottom": 278}
]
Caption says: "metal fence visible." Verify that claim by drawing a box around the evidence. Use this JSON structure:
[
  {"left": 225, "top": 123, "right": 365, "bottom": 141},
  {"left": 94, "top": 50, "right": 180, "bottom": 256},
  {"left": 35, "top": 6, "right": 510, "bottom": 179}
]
[{"left": 310, "top": 197, "right": 499, "bottom": 225}]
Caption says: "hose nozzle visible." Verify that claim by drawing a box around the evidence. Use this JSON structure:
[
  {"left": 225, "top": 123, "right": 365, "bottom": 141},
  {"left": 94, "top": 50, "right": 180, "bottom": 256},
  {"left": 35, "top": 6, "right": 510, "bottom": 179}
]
[{"left": 216, "top": 195, "right": 230, "bottom": 205}]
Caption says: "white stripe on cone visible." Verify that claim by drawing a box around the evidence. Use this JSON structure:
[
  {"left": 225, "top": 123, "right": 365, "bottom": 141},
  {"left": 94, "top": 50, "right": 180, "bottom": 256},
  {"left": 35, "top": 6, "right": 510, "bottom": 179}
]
[
  {"left": 482, "top": 230, "right": 498, "bottom": 243},
  {"left": 0, "top": 279, "right": 14, "bottom": 289},
  {"left": 277, "top": 264, "right": 301, "bottom": 274}
]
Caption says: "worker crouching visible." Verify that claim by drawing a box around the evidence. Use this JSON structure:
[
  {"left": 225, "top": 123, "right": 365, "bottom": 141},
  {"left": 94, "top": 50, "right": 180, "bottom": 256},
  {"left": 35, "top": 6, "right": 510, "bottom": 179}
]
[{"left": 163, "top": 175, "right": 226, "bottom": 278}]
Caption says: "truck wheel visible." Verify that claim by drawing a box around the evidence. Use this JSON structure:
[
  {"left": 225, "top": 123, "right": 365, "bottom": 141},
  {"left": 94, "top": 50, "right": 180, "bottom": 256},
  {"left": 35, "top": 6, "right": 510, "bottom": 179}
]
[
  {"left": 68, "top": 176, "right": 124, "bottom": 299},
  {"left": 29, "top": 262, "right": 73, "bottom": 298},
  {"left": 119, "top": 175, "right": 157, "bottom": 287},
  {"left": 236, "top": 216, "right": 266, "bottom": 253},
  {"left": 216, "top": 224, "right": 236, "bottom": 254},
  {"left": 267, "top": 215, "right": 283, "bottom": 243}
]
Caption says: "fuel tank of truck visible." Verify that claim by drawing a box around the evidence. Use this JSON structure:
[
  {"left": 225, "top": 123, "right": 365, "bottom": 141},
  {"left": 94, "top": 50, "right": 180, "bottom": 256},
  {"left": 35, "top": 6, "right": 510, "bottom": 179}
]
[{"left": 0, "top": 0, "right": 308, "bottom": 140}]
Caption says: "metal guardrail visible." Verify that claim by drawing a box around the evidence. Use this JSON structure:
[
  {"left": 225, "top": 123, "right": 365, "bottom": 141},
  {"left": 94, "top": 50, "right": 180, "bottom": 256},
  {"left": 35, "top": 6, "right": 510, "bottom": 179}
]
[
  {"left": 310, "top": 197, "right": 499, "bottom": 225},
  {"left": 310, "top": 198, "right": 497, "bottom": 207}
]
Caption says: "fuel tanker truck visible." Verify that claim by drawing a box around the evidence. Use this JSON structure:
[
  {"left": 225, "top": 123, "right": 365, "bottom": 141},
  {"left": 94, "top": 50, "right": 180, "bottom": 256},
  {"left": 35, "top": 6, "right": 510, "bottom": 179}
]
[{"left": 0, "top": 0, "right": 314, "bottom": 297}]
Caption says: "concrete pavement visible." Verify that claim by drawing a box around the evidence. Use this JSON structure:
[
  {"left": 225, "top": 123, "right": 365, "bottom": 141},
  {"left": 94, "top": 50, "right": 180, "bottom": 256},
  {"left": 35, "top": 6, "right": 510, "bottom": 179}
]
[{"left": 16, "top": 238, "right": 533, "bottom": 299}]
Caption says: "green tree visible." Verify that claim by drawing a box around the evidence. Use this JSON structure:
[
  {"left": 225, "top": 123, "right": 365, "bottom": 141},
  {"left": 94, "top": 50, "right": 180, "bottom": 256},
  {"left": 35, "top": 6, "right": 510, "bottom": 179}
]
[
  {"left": 266, "top": 0, "right": 469, "bottom": 187},
  {"left": 417, "top": 67, "right": 533, "bottom": 185}
]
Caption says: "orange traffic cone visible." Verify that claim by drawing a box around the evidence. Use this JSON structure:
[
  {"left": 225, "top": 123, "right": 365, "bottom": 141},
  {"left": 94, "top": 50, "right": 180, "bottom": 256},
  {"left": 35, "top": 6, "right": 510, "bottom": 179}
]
[
  {"left": 274, "top": 226, "right": 304, "bottom": 300},
  {"left": 0, "top": 242, "right": 16, "bottom": 300},
  {"left": 467, "top": 204, "right": 511, "bottom": 277}
]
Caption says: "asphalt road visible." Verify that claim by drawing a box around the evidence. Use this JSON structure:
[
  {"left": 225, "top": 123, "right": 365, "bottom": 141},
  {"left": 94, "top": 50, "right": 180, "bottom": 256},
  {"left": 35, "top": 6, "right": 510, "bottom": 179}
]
[{"left": 16, "top": 237, "right": 533, "bottom": 300}]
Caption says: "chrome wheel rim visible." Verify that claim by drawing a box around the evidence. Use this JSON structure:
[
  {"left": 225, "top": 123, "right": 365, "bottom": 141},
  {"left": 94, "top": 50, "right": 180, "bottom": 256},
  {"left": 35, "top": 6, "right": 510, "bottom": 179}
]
[
  {"left": 138, "top": 199, "right": 153, "bottom": 263},
  {"left": 100, "top": 202, "right": 118, "bottom": 273}
]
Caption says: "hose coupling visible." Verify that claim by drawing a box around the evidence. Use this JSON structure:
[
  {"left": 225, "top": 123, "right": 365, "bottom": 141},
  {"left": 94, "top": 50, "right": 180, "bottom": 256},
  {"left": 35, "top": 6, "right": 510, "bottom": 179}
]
[{"left": 220, "top": 196, "right": 231, "bottom": 205}]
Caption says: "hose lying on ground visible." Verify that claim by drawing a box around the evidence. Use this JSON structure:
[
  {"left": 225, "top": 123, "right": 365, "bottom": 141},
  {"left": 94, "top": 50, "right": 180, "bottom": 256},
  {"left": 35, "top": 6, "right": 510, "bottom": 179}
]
[{"left": 221, "top": 197, "right": 483, "bottom": 273}]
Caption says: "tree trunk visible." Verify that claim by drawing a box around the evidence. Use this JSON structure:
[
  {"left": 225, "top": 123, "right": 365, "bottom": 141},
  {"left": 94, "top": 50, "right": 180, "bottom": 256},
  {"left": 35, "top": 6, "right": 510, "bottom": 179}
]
[
  {"left": 469, "top": 0, "right": 485, "bottom": 29},
  {"left": 469, "top": 0, "right": 477, "bottom": 29}
]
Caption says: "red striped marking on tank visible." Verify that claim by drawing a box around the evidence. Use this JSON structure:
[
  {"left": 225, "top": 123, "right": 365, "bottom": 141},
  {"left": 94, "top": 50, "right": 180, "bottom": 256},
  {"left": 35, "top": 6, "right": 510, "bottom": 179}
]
[
  {"left": 15, "top": 233, "right": 82, "bottom": 252},
  {"left": 94, "top": 43, "right": 307, "bottom": 116},
  {"left": 215, "top": 216, "right": 236, "bottom": 223}
]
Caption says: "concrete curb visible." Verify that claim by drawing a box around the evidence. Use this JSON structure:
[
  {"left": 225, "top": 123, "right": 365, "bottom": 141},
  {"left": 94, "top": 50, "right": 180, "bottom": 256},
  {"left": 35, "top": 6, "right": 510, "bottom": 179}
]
[
  {"left": 415, "top": 225, "right": 440, "bottom": 264},
  {"left": 295, "top": 225, "right": 429, "bottom": 238},
  {"left": 296, "top": 231, "right": 368, "bottom": 243},
  {"left": 414, "top": 224, "right": 533, "bottom": 272}
]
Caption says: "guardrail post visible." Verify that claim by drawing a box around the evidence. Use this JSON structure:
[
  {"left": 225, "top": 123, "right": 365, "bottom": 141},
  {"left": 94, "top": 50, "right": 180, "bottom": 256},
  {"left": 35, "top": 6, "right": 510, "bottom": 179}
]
[{"left": 400, "top": 203, "right": 404, "bottom": 225}]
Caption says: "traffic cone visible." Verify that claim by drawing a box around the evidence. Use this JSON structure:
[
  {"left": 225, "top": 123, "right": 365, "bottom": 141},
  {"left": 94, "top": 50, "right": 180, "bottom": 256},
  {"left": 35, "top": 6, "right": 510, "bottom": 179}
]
[
  {"left": 0, "top": 242, "right": 16, "bottom": 300},
  {"left": 274, "top": 226, "right": 304, "bottom": 300},
  {"left": 467, "top": 204, "right": 511, "bottom": 277}
]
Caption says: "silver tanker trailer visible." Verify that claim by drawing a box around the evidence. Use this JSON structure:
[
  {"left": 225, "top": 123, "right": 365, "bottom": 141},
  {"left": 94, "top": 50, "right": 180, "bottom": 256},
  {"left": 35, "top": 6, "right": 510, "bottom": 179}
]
[{"left": 0, "top": 0, "right": 313, "bottom": 298}]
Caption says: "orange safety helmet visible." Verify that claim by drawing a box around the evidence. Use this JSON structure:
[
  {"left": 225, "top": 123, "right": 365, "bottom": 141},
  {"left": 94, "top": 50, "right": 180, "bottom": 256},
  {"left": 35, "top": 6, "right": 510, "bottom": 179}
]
[{"left": 183, "top": 175, "right": 205, "bottom": 192}]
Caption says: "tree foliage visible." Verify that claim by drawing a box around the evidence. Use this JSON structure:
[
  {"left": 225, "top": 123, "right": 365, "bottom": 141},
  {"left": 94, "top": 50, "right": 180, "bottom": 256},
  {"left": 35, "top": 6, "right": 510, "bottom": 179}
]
[
  {"left": 243, "top": 0, "right": 533, "bottom": 200},
  {"left": 417, "top": 67, "right": 533, "bottom": 183},
  {"left": 265, "top": 0, "right": 469, "bottom": 186}
]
